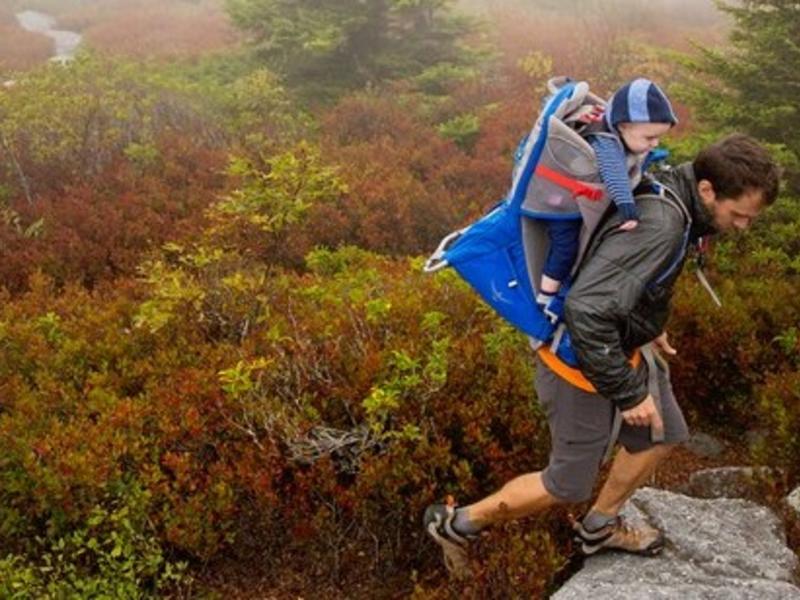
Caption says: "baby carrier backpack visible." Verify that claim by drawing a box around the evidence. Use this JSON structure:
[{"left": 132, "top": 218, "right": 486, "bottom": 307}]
[{"left": 425, "top": 76, "right": 657, "bottom": 364}]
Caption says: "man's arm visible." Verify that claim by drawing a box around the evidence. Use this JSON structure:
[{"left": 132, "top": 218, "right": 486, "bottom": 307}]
[{"left": 563, "top": 200, "right": 684, "bottom": 409}]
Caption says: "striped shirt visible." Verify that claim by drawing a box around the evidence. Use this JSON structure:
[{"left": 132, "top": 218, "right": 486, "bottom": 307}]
[{"left": 588, "top": 135, "right": 639, "bottom": 222}]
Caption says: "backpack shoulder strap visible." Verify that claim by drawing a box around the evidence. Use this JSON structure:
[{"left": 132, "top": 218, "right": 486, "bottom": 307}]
[{"left": 639, "top": 180, "right": 693, "bottom": 288}]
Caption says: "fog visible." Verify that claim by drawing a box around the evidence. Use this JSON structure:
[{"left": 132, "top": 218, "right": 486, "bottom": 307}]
[
  {"left": 1, "top": 0, "right": 728, "bottom": 74},
  {"left": 456, "top": 0, "right": 725, "bottom": 27}
]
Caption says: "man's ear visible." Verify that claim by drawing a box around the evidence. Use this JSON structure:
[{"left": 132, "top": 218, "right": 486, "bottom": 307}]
[{"left": 697, "top": 179, "right": 716, "bottom": 204}]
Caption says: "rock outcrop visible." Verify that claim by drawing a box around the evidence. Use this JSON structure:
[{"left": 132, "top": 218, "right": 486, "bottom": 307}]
[
  {"left": 788, "top": 487, "right": 800, "bottom": 517},
  {"left": 680, "top": 466, "right": 777, "bottom": 500},
  {"left": 553, "top": 488, "right": 800, "bottom": 599}
]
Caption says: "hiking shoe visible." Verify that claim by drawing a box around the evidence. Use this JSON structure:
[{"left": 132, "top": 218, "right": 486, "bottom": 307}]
[
  {"left": 423, "top": 498, "right": 474, "bottom": 578},
  {"left": 574, "top": 515, "right": 665, "bottom": 557}
]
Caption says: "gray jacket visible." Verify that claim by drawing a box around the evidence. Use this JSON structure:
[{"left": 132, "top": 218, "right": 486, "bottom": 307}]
[{"left": 563, "top": 163, "right": 717, "bottom": 409}]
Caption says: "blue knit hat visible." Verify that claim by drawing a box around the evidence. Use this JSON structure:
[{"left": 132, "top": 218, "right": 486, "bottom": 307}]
[{"left": 605, "top": 78, "right": 678, "bottom": 132}]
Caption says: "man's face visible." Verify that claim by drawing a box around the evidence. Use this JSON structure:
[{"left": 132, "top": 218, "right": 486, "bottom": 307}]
[{"left": 698, "top": 181, "right": 766, "bottom": 232}]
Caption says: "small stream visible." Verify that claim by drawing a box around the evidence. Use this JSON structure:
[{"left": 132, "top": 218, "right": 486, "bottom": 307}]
[{"left": 15, "top": 9, "right": 82, "bottom": 63}]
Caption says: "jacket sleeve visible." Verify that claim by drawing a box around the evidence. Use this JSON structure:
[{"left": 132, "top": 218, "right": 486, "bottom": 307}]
[{"left": 563, "top": 202, "right": 684, "bottom": 409}]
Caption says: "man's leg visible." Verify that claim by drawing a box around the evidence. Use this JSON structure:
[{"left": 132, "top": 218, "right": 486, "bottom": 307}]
[
  {"left": 591, "top": 443, "right": 675, "bottom": 517},
  {"left": 458, "top": 471, "right": 560, "bottom": 528},
  {"left": 424, "top": 359, "right": 612, "bottom": 577},
  {"left": 423, "top": 471, "right": 561, "bottom": 578},
  {"left": 458, "top": 443, "right": 674, "bottom": 537},
  {"left": 574, "top": 443, "right": 674, "bottom": 556},
  {"left": 575, "top": 363, "right": 688, "bottom": 556}
]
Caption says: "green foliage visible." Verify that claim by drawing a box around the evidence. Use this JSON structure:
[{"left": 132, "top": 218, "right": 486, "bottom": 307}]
[
  {"left": 751, "top": 369, "right": 800, "bottom": 481},
  {"left": 0, "top": 52, "right": 213, "bottom": 193},
  {"left": 214, "top": 143, "right": 346, "bottom": 236},
  {"left": 123, "top": 142, "right": 161, "bottom": 172},
  {"left": 437, "top": 112, "right": 480, "bottom": 151},
  {"left": 305, "top": 245, "right": 378, "bottom": 276},
  {"left": 222, "top": 68, "right": 312, "bottom": 153},
  {"left": 517, "top": 50, "right": 553, "bottom": 81},
  {"left": 675, "top": 0, "right": 800, "bottom": 190},
  {"left": 0, "top": 484, "right": 189, "bottom": 598},
  {"left": 224, "top": 0, "right": 478, "bottom": 101},
  {"left": 136, "top": 142, "right": 346, "bottom": 335},
  {"left": 412, "top": 62, "right": 479, "bottom": 96},
  {"left": 134, "top": 258, "right": 207, "bottom": 334},
  {"left": 0, "top": 51, "right": 311, "bottom": 201}
]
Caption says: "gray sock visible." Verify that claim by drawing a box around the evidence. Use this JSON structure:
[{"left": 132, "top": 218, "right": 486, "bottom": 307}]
[
  {"left": 452, "top": 507, "right": 483, "bottom": 536},
  {"left": 582, "top": 510, "right": 616, "bottom": 532}
]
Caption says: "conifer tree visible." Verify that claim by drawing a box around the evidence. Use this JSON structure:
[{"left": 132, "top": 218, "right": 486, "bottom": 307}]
[
  {"left": 224, "top": 0, "right": 475, "bottom": 100},
  {"left": 680, "top": 1, "right": 800, "bottom": 191}
]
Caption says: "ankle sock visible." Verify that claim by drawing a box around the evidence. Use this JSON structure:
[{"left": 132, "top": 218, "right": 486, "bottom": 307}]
[
  {"left": 536, "top": 291, "right": 555, "bottom": 308},
  {"left": 582, "top": 510, "right": 616, "bottom": 532},
  {"left": 452, "top": 507, "right": 483, "bottom": 536}
]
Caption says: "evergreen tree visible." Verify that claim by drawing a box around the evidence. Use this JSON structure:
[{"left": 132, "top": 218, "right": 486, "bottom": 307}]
[
  {"left": 679, "top": 0, "right": 800, "bottom": 192},
  {"left": 224, "top": 0, "right": 476, "bottom": 101}
]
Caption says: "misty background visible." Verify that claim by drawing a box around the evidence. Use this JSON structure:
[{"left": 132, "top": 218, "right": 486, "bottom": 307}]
[{"left": 2, "top": 1, "right": 799, "bottom": 599}]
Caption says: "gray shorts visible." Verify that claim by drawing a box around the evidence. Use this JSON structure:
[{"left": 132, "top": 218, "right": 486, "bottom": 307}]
[{"left": 534, "top": 356, "right": 689, "bottom": 503}]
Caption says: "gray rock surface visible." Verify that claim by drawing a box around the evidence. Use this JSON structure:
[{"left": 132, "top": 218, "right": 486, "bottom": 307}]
[
  {"left": 552, "top": 488, "right": 800, "bottom": 600},
  {"left": 684, "top": 432, "right": 726, "bottom": 459},
  {"left": 788, "top": 487, "right": 800, "bottom": 516},
  {"left": 681, "top": 466, "right": 776, "bottom": 500}
]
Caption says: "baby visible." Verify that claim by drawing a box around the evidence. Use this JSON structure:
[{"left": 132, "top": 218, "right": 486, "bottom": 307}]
[{"left": 537, "top": 78, "right": 678, "bottom": 320}]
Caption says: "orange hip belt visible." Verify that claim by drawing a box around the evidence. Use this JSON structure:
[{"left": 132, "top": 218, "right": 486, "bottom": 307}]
[{"left": 537, "top": 347, "right": 642, "bottom": 393}]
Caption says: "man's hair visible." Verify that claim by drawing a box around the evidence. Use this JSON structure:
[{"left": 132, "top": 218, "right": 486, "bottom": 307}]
[{"left": 693, "top": 133, "right": 781, "bottom": 205}]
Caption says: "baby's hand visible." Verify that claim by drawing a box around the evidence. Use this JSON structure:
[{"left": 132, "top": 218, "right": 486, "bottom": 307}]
[
  {"left": 619, "top": 219, "right": 639, "bottom": 231},
  {"left": 578, "top": 105, "right": 605, "bottom": 124}
]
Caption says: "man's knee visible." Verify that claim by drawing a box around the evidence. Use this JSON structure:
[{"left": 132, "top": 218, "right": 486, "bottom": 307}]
[
  {"left": 542, "top": 469, "right": 595, "bottom": 504},
  {"left": 623, "top": 440, "right": 678, "bottom": 459}
]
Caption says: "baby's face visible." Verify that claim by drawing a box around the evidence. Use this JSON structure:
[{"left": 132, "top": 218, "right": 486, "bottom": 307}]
[{"left": 617, "top": 122, "right": 672, "bottom": 154}]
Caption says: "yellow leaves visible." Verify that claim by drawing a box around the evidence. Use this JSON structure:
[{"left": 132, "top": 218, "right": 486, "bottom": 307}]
[
  {"left": 179, "top": 246, "right": 226, "bottom": 269},
  {"left": 133, "top": 260, "right": 205, "bottom": 334},
  {"left": 34, "top": 311, "right": 63, "bottom": 345},
  {"left": 362, "top": 387, "right": 400, "bottom": 421},
  {"left": 217, "top": 357, "right": 273, "bottom": 399},
  {"left": 421, "top": 310, "right": 447, "bottom": 333},
  {"left": 221, "top": 270, "right": 266, "bottom": 294},
  {"left": 517, "top": 51, "right": 553, "bottom": 81},
  {"left": 0, "top": 53, "right": 207, "bottom": 187},
  {"left": 365, "top": 298, "right": 392, "bottom": 324},
  {"left": 212, "top": 142, "right": 346, "bottom": 238}
]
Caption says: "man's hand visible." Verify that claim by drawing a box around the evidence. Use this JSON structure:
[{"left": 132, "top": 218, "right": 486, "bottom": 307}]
[
  {"left": 621, "top": 394, "right": 664, "bottom": 439},
  {"left": 653, "top": 331, "right": 677, "bottom": 355}
]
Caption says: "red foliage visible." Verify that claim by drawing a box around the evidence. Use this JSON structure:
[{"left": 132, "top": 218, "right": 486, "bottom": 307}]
[
  {"left": 81, "top": 6, "right": 239, "bottom": 59},
  {"left": 0, "top": 21, "right": 53, "bottom": 71},
  {"left": 0, "top": 134, "right": 228, "bottom": 293},
  {"left": 312, "top": 94, "right": 504, "bottom": 256}
]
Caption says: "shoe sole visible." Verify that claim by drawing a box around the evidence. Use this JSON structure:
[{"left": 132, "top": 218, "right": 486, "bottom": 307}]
[
  {"left": 424, "top": 510, "right": 471, "bottom": 579},
  {"left": 578, "top": 535, "right": 665, "bottom": 557},
  {"left": 427, "top": 522, "right": 470, "bottom": 576}
]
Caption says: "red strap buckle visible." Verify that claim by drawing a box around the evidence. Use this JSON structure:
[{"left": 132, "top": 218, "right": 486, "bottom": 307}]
[{"left": 535, "top": 164, "right": 604, "bottom": 201}]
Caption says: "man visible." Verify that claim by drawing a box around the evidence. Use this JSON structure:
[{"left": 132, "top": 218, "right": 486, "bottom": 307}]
[{"left": 424, "top": 133, "right": 781, "bottom": 577}]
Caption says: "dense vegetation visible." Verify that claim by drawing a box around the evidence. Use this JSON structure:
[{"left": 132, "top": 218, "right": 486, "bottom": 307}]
[{"left": 0, "top": 0, "right": 797, "bottom": 597}]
